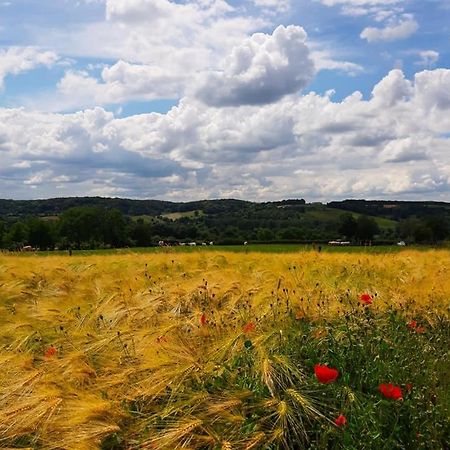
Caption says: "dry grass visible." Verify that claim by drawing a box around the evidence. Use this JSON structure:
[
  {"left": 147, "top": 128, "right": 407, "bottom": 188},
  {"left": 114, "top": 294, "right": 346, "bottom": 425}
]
[{"left": 0, "top": 250, "right": 449, "bottom": 449}]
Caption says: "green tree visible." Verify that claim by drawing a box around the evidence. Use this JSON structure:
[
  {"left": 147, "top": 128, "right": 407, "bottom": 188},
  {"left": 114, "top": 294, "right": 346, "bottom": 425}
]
[
  {"left": 397, "top": 218, "right": 421, "bottom": 242},
  {"left": 425, "top": 216, "right": 449, "bottom": 242},
  {"left": 5, "top": 222, "right": 28, "bottom": 249},
  {"left": 278, "top": 227, "right": 302, "bottom": 240},
  {"left": 59, "top": 207, "right": 104, "bottom": 248},
  {"left": 129, "top": 220, "right": 153, "bottom": 247},
  {"left": 398, "top": 217, "right": 443, "bottom": 244},
  {"left": 338, "top": 213, "right": 357, "bottom": 239},
  {"left": 27, "top": 218, "right": 55, "bottom": 249},
  {"left": 356, "top": 215, "right": 379, "bottom": 241},
  {"left": 0, "top": 220, "right": 4, "bottom": 248},
  {"left": 257, "top": 228, "right": 274, "bottom": 241},
  {"left": 413, "top": 224, "right": 433, "bottom": 243},
  {"left": 103, "top": 209, "right": 127, "bottom": 247}
]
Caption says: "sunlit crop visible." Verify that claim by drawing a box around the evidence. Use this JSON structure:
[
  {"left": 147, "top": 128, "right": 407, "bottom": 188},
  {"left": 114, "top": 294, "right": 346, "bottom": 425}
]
[{"left": 0, "top": 250, "right": 449, "bottom": 449}]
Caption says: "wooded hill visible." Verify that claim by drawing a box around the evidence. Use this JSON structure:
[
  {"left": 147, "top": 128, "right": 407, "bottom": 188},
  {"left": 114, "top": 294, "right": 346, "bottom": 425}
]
[{"left": 0, "top": 197, "right": 449, "bottom": 249}]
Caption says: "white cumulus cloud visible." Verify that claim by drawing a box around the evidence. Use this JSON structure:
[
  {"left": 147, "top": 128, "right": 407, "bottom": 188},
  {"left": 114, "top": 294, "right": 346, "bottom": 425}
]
[
  {"left": 371, "top": 69, "right": 412, "bottom": 107},
  {"left": 0, "top": 47, "right": 58, "bottom": 89},
  {"left": 26, "top": 0, "right": 267, "bottom": 111},
  {"left": 1, "top": 68, "right": 450, "bottom": 201},
  {"left": 252, "top": 0, "right": 291, "bottom": 13},
  {"left": 318, "top": 0, "right": 399, "bottom": 5},
  {"left": 194, "top": 25, "right": 315, "bottom": 106},
  {"left": 360, "top": 14, "right": 418, "bottom": 42},
  {"left": 56, "top": 61, "right": 184, "bottom": 108},
  {"left": 415, "top": 50, "right": 439, "bottom": 67}
]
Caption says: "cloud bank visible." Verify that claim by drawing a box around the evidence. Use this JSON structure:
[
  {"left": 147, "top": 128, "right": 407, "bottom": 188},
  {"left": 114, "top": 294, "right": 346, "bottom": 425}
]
[
  {"left": 0, "top": 0, "right": 448, "bottom": 201},
  {"left": 1, "top": 69, "right": 449, "bottom": 201}
]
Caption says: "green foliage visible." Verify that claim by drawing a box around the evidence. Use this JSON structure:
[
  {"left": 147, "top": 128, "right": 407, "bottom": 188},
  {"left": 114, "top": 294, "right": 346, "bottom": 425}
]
[
  {"left": 339, "top": 213, "right": 357, "bottom": 239},
  {"left": 1, "top": 198, "right": 450, "bottom": 249},
  {"left": 0, "top": 219, "right": 4, "bottom": 247},
  {"left": 398, "top": 217, "right": 450, "bottom": 244},
  {"left": 112, "top": 304, "right": 449, "bottom": 449},
  {"left": 257, "top": 227, "right": 275, "bottom": 241},
  {"left": 59, "top": 206, "right": 127, "bottom": 249},
  {"left": 129, "top": 219, "right": 153, "bottom": 247},
  {"left": 4, "top": 221, "right": 29, "bottom": 249},
  {"left": 356, "top": 215, "right": 380, "bottom": 242},
  {"left": 26, "top": 217, "right": 56, "bottom": 249}
]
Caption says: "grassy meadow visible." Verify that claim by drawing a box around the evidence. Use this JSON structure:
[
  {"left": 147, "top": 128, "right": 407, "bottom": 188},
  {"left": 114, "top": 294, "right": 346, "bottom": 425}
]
[
  {"left": 0, "top": 250, "right": 449, "bottom": 449},
  {"left": 29, "top": 244, "right": 435, "bottom": 258}
]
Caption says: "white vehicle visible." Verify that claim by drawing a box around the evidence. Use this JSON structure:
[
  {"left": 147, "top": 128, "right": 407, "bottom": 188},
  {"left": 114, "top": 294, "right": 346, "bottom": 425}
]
[{"left": 328, "top": 240, "right": 350, "bottom": 246}]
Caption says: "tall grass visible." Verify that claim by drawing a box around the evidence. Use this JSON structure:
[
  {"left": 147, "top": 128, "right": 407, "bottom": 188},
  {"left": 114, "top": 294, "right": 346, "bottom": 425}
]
[{"left": 0, "top": 250, "right": 448, "bottom": 449}]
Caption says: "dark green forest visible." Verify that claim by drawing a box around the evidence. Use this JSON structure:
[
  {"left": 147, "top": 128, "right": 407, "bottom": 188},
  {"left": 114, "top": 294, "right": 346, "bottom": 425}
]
[{"left": 0, "top": 197, "right": 449, "bottom": 250}]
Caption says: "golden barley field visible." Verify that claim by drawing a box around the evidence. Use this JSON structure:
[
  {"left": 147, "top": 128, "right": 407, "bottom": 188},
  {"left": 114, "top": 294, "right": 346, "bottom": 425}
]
[{"left": 0, "top": 250, "right": 449, "bottom": 449}]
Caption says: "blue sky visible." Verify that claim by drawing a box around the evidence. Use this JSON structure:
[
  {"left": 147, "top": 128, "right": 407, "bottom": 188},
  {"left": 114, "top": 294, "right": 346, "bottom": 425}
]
[
  {"left": 0, "top": 0, "right": 449, "bottom": 201},
  {"left": 1, "top": 0, "right": 448, "bottom": 112}
]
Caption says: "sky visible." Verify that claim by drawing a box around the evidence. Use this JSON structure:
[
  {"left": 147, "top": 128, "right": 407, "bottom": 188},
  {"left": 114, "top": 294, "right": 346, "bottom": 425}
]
[{"left": 0, "top": 0, "right": 449, "bottom": 202}]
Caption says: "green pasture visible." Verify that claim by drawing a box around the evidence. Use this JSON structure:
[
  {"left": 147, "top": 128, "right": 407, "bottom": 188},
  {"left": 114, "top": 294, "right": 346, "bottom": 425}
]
[{"left": 6, "top": 243, "right": 437, "bottom": 257}]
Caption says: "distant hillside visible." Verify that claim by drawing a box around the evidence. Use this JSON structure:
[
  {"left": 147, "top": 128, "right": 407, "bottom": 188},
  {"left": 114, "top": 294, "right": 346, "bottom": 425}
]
[
  {"left": 0, "top": 197, "right": 254, "bottom": 218},
  {"left": 1, "top": 197, "right": 449, "bottom": 249},
  {"left": 0, "top": 197, "right": 177, "bottom": 218},
  {"left": 1, "top": 197, "right": 449, "bottom": 221},
  {"left": 327, "top": 200, "right": 450, "bottom": 220}
]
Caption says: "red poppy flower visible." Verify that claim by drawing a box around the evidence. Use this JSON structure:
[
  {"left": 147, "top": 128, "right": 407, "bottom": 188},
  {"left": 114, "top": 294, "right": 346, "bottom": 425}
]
[
  {"left": 359, "top": 293, "right": 373, "bottom": 305},
  {"left": 379, "top": 383, "right": 403, "bottom": 400},
  {"left": 44, "top": 346, "right": 57, "bottom": 358},
  {"left": 200, "top": 313, "right": 207, "bottom": 326},
  {"left": 314, "top": 364, "right": 339, "bottom": 384},
  {"left": 334, "top": 414, "right": 347, "bottom": 427},
  {"left": 415, "top": 326, "right": 426, "bottom": 334},
  {"left": 390, "top": 386, "right": 403, "bottom": 400},
  {"left": 243, "top": 321, "right": 256, "bottom": 333},
  {"left": 407, "top": 320, "right": 417, "bottom": 330},
  {"left": 406, "top": 383, "right": 413, "bottom": 392}
]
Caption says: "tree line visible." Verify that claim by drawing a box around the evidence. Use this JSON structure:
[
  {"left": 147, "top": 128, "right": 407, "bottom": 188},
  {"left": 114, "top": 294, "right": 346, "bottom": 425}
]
[{"left": 0, "top": 203, "right": 448, "bottom": 250}]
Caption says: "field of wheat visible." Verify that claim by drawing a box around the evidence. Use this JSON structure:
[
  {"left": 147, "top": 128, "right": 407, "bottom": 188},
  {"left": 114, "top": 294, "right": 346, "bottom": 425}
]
[{"left": 0, "top": 250, "right": 449, "bottom": 449}]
